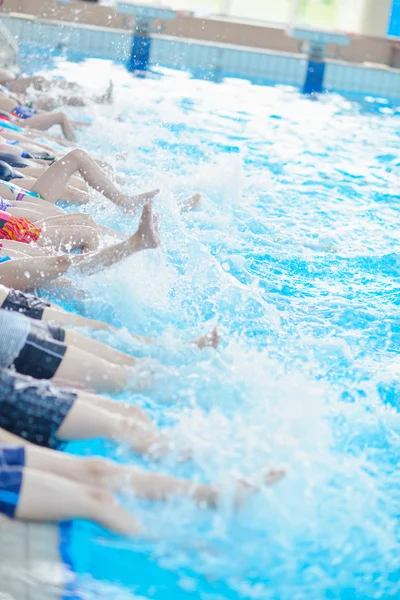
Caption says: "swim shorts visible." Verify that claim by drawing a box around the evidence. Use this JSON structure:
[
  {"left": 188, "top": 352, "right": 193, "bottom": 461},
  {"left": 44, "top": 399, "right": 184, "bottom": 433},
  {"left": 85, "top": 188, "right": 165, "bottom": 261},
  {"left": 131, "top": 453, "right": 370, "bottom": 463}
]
[
  {"left": 13, "top": 319, "right": 67, "bottom": 380},
  {"left": 11, "top": 105, "right": 37, "bottom": 119},
  {"left": 0, "top": 465, "right": 23, "bottom": 519},
  {"left": 0, "top": 210, "right": 41, "bottom": 244},
  {"left": 0, "top": 368, "right": 76, "bottom": 449},
  {"left": 0, "top": 160, "right": 24, "bottom": 182},
  {"left": 0, "top": 447, "right": 25, "bottom": 468},
  {"left": 2, "top": 289, "right": 51, "bottom": 320},
  {"left": 21, "top": 151, "right": 55, "bottom": 162},
  {"left": 0, "top": 152, "right": 31, "bottom": 169},
  {"left": 0, "top": 447, "right": 31, "bottom": 520}
]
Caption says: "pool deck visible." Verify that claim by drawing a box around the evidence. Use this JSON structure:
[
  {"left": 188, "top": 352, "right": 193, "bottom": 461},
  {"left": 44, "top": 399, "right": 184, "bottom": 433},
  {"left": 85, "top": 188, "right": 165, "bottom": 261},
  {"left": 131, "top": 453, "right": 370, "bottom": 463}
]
[{"left": 0, "top": 517, "right": 65, "bottom": 600}]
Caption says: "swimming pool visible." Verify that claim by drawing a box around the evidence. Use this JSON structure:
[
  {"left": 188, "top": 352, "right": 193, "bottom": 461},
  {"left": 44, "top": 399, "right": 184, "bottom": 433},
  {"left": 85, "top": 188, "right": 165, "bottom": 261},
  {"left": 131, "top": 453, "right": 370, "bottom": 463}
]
[{"left": 19, "top": 48, "right": 400, "bottom": 599}]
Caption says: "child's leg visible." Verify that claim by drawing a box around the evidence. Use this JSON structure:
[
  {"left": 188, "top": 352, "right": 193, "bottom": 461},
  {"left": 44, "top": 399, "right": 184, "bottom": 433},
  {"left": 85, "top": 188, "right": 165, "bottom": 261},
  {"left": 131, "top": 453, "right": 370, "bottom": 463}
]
[
  {"left": 37, "top": 224, "right": 100, "bottom": 252},
  {"left": 30, "top": 149, "right": 159, "bottom": 210},
  {"left": 56, "top": 395, "right": 170, "bottom": 457},
  {"left": 9, "top": 200, "right": 64, "bottom": 217},
  {"left": 53, "top": 344, "right": 136, "bottom": 394},
  {"left": 43, "top": 307, "right": 115, "bottom": 331},
  {"left": 22, "top": 112, "right": 77, "bottom": 142},
  {"left": 24, "top": 445, "right": 216, "bottom": 506},
  {"left": 64, "top": 330, "right": 137, "bottom": 367},
  {"left": 15, "top": 467, "right": 140, "bottom": 535}
]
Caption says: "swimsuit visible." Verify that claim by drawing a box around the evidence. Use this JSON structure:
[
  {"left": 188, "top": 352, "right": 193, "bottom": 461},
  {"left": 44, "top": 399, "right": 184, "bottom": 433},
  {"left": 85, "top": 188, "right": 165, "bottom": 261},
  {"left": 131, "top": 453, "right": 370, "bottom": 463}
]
[
  {"left": 1, "top": 289, "right": 51, "bottom": 320},
  {"left": 0, "top": 159, "right": 24, "bottom": 182},
  {"left": 0, "top": 120, "right": 23, "bottom": 132},
  {"left": 0, "top": 368, "right": 76, "bottom": 450},
  {"left": 11, "top": 105, "right": 37, "bottom": 119},
  {"left": 11, "top": 317, "right": 67, "bottom": 380},
  {"left": 0, "top": 180, "right": 43, "bottom": 202},
  {"left": 0, "top": 209, "right": 41, "bottom": 243},
  {"left": 22, "top": 151, "right": 56, "bottom": 162},
  {"left": 0, "top": 152, "right": 31, "bottom": 169},
  {"left": 0, "top": 196, "right": 14, "bottom": 211},
  {"left": 0, "top": 446, "right": 25, "bottom": 518}
]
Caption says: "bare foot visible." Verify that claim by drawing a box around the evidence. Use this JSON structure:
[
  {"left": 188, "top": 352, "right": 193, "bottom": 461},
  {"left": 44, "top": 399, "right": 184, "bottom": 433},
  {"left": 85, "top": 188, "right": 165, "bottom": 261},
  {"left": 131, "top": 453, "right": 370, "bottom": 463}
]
[
  {"left": 122, "top": 188, "right": 160, "bottom": 214},
  {"left": 234, "top": 468, "right": 286, "bottom": 507},
  {"left": 192, "top": 327, "right": 220, "bottom": 349},
  {"left": 96, "top": 80, "right": 114, "bottom": 104},
  {"left": 131, "top": 201, "right": 161, "bottom": 250},
  {"left": 179, "top": 193, "right": 201, "bottom": 213}
]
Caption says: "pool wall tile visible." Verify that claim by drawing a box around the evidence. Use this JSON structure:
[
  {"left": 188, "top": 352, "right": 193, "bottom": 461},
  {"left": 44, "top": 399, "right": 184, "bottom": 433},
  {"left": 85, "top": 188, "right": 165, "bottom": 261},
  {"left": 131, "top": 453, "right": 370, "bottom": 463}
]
[
  {"left": 150, "top": 34, "right": 308, "bottom": 86},
  {"left": 325, "top": 60, "right": 400, "bottom": 97}
]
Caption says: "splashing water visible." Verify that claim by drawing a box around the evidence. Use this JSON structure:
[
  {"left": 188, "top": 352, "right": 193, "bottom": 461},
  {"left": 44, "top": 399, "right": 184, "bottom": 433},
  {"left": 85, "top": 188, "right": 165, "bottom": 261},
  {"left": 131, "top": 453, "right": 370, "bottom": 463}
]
[{"left": 22, "top": 53, "right": 400, "bottom": 599}]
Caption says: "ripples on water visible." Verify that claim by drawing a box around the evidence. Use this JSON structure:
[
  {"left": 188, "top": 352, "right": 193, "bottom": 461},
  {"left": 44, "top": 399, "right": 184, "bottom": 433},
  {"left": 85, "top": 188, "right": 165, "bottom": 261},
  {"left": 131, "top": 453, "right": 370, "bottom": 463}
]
[{"left": 28, "top": 56, "right": 400, "bottom": 599}]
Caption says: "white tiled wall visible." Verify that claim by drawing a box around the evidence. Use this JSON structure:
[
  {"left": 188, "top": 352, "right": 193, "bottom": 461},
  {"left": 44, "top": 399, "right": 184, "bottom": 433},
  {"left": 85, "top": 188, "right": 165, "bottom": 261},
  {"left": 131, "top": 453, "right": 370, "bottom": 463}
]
[
  {"left": 2, "top": 16, "right": 131, "bottom": 61},
  {"left": 151, "top": 35, "right": 308, "bottom": 86},
  {"left": 325, "top": 61, "right": 400, "bottom": 98}
]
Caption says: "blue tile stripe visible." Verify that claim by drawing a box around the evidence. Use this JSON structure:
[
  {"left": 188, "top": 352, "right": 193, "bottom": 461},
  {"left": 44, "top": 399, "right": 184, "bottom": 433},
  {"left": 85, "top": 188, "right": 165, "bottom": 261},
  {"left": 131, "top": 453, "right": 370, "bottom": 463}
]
[
  {"left": 128, "top": 33, "right": 152, "bottom": 72},
  {"left": 303, "top": 60, "right": 325, "bottom": 94}
]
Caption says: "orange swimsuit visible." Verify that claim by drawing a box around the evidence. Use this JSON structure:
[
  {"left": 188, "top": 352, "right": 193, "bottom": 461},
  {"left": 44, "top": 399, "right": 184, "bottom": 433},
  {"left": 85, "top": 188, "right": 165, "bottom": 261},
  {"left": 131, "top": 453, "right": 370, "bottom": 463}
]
[{"left": 0, "top": 210, "right": 41, "bottom": 244}]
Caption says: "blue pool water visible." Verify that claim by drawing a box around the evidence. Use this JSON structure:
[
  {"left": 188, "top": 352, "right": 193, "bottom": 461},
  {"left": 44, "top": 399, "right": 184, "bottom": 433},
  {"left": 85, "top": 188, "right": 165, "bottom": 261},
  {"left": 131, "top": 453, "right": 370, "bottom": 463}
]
[{"left": 19, "top": 48, "right": 400, "bottom": 599}]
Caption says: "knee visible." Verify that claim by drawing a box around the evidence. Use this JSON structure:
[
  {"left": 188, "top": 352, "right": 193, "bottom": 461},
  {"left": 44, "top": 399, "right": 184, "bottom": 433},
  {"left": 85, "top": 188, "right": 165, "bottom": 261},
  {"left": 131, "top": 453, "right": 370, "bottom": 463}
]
[
  {"left": 78, "top": 213, "right": 97, "bottom": 228},
  {"left": 65, "top": 148, "right": 89, "bottom": 166},
  {"left": 83, "top": 457, "right": 112, "bottom": 486},
  {"left": 82, "top": 226, "right": 99, "bottom": 251},
  {"left": 85, "top": 484, "right": 115, "bottom": 508}
]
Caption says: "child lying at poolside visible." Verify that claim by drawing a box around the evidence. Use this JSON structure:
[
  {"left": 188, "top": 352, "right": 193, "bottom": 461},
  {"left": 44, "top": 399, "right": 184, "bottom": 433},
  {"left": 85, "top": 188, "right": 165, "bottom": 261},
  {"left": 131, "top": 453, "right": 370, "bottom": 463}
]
[
  {"left": 0, "top": 68, "right": 113, "bottom": 107},
  {"left": 0, "top": 433, "right": 283, "bottom": 535},
  {"left": 0, "top": 200, "right": 160, "bottom": 290},
  {"left": 0, "top": 284, "right": 220, "bottom": 350},
  {"left": 0, "top": 367, "right": 204, "bottom": 459},
  {"left": 0, "top": 148, "right": 201, "bottom": 212},
  {"left": 0, "top": 368, "right": 284, "bottom": 535}
]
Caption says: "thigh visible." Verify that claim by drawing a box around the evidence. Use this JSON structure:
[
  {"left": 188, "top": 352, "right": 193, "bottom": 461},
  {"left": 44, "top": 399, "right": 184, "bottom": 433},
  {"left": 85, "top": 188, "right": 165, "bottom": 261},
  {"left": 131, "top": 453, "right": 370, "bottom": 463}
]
[
  {"left": 17, "top": 200, "right": 64, "bottom": 217},
  {"left": 55, "top": 398, "right": 116, "bottom": 442},
  {"left": 16, "top": 467, "right": 92, "bottom": 522},
  {"left": 38, "top": 224, "right": 99, "bottom": 252},
  {"left": 64, "top": 330, "right": 136, "bottom": 367},
  {"left": 70, "top": 390, "right": 151, "bottom": 425},
  {"left": 11, "top": 177, "right": 37, "bottom": 190},
  {"left": 8, "top": 206, "right": 46, "bottom": 221},
  {"left": 54, "top": 344, "right": 128, "bottom": 393}
]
